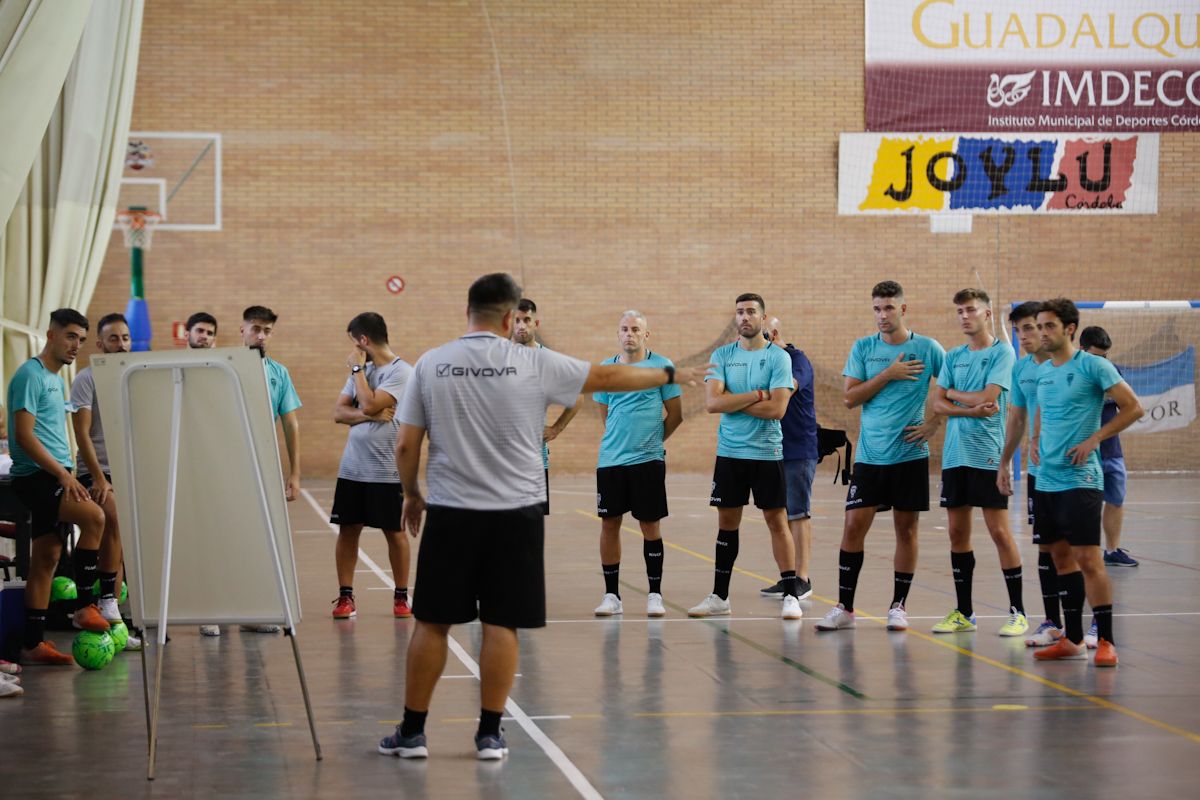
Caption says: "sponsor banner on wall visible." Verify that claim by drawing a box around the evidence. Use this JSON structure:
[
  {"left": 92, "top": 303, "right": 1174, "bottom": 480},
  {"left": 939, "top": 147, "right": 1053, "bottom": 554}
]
[
  {"left": 866, "top": 1, "right": 1200, "bottom": 132},
  {"left": 838, "top": 132, "right": 1158, "bottom": 215},
  {"left": 1119, "top": 346, "right": 1196, "bottom": 433}
]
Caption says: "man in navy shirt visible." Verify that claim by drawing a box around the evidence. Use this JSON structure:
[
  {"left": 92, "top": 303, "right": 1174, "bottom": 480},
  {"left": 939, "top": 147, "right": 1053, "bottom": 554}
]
[{"left": 760, "top": 316, "right": 817, "bottom": 602}]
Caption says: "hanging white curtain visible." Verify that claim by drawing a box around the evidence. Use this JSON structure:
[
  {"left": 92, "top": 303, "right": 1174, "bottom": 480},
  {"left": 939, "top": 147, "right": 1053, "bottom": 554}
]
[{"left": 0, "top": 0, "right": 143, "bottom": 384}]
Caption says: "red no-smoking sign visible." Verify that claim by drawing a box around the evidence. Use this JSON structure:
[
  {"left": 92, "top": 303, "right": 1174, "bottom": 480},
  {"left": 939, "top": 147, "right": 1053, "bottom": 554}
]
[{"left": 386, "top": 275, "right": 405, "bottom": 294}]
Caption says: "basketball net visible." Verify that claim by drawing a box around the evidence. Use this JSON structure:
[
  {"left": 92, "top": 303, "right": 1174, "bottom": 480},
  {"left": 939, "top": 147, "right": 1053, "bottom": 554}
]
[{"left": 116, "top": 209, "right": 162, "bottom": 250}]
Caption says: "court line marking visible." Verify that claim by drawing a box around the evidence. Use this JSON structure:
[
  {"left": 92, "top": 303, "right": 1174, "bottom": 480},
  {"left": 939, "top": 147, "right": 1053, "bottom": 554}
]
[
  {"left": 544, "top": 610, "right": 1200, "bottom": 624},
  {"left": 574, "top": 507, "right": 1200, "bottom": 745},
  {"left": 302, "top": 490, "right": 604, "bottom": 800}
]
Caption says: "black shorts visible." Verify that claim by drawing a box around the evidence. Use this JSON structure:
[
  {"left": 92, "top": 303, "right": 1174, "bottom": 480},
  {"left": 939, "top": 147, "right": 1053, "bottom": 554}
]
[
  {"left": 1032, "top": 488, "right": 1103, "bottom": 547},
  {"left": 845, "top": 458, "right": 930, "bottom": 513},
  {"left": 10, "top": 469, "right": 69, "bottom": 539},
  {"left": 542, "top": 469, "right": 550, "bottom": 516},
  {"left": 76, "top": 471, "right": 111, "bottom": 489},
  {"left": 939, "top": 467, "right": 1008, "bottom": 510},
  {"left": 413, "top": 504, "right": 546, "bottom": 628},
  {"left": 330, "top": 478, "right": 403, "bottom": 530},
  {"left": 1026, "top": 473, "right": 1037, "bottom": 527},
  {"left": 597, "top": 461, "right": 668, "bottom": 522},
  {"left": 710, "top": 456, "right": 787, "bottom": 510}
]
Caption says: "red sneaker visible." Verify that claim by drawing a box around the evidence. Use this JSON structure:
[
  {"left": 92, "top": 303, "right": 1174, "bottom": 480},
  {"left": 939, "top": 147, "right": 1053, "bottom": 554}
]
[
  {"left": 20, "top": 641, "right": 74, "bottom": 666},
  {"left": 1094, "top": 638, "right": 1119, "bottom": 668},
  {"left": 72, "top": 604, "right": 111, "bottom": 633},
  {"left": 331, "top": 595, "right": 356, "bottom": 619},
  {"left": 0, "top": 659, "right": 21, "bottom": 675},
  {"left": 394, "top": 597, "right": 413, "bottom": 619},
  {"left": 1033, "top": 637, "right": 1087, "bottom": 661}
]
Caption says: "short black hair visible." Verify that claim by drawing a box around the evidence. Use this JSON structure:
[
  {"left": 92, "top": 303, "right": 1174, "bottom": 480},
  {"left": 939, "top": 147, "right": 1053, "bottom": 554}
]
[
  {"left": 1080, "top": 326, "right": 1112, "bottom": 351},
  {"left": 952, "top": 287, "right": 990, "bottom": 306},
  {"left": 517, "top": 298, "right": 537, "bottom": 314},
  {"left": 96, "top": 313, "right": 128, "bottom": 333},
  {"left": 735, "top": 293, "right": 765, "bottom": 312},
  {"left": 49, "top": 308, "right": 88, "bottom": 330},
  {"left": 1009, "top": 301, "right": 1042, "bottom": 325},
  {"left": 242, "top": 305, "right": 278, "bottom": 325},
  {"left": 347, "top": 312, "right": 389, "bottom": 344},
  {"left": 1039, "top": 297, "right": 1080, "bottom": 339},
  {"left": 872, "top": 281, "right": 904, "bottom": 299},
  {"left": 469, "top": 274, "right": 524, "bottom": 319},
  {"left": 187, "top": 311, "right": 217, "bottom": 332}
]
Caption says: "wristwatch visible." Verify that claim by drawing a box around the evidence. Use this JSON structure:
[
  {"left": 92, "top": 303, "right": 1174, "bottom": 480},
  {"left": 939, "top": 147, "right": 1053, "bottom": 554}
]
[
  {"left": 351, "top": 365, "right": 363, "bottom": 374},
  {"left": 663, "top": 365, "right": 676, "bottom": 384}
]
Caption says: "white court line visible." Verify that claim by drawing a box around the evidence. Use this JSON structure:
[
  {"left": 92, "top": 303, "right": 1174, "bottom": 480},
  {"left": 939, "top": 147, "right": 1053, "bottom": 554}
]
[
  {"left": 541, "top": 611, "right": 1200, "bottom": 624},
  {"left": 300, "top": 490, "right": 604, "bottom": 800}
]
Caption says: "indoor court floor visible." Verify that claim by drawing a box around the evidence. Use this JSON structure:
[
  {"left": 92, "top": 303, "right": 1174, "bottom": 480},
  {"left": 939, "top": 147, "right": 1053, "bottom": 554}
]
[{"left": 5, "top": 472, "right": 1200, "bottom": 799}]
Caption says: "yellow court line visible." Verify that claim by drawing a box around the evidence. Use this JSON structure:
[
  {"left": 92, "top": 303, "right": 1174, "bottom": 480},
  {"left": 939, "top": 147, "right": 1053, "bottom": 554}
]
[
  {"left": 439, "top": 714, "right": 605, "bottom": 724},
  {"left": 254, "top": 722, "right": 293, "bottom": 728},
  {"left": 631, "top": 705, "right": 1095, "bottom": 719},
  {"left": 192, "top": 724, "right": 228, "bottom": 729},
  {"left": 573, "top": 508, "right": 1200, "bottom": 745}
]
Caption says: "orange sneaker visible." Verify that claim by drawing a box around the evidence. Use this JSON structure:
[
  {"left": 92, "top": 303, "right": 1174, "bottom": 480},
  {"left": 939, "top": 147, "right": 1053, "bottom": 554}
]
[
  {"left": 1094, "top": 638, "right": 1119, "bottom": 668},
  {"left": 393, "top": 597, "right": 413, "bottom": 619},
  {"left": 331, "top": 595, "right": 356, "bottom": 619},
  {"left": 1033, "top": 637, "right": 1087, "bottom": 661},
  {"left": 72, "top": 604, "right": 111, "bottom": 633},
  {"left": 20, "top": 641, "right": 74, "bottom": 666}
]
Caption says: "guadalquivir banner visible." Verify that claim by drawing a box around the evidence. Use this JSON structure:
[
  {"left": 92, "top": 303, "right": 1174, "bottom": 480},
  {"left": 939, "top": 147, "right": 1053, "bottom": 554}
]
[
  {"left": 838, "top": 132, "right": 1159, "bottom": 215},
  {"left": 867, "top": 1, "right": 1200, "bottom": 132}
]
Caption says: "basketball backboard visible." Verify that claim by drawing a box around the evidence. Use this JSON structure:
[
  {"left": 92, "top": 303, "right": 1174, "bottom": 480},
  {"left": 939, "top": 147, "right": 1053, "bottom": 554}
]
[{"left": 114, "top": 131, "right": 222, "bottom": 232}]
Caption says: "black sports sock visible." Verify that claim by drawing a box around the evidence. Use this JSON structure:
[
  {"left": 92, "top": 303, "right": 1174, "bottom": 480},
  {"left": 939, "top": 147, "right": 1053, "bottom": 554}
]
[
  {"left": 1038, "top": 551, "right": 1061, "bottom": 627},
  {"left": 951, "top": 550, "right": 975, "bottom": 618},
  {"left": 1002, "top": 566, "right": 1024, "bottom": 614},
  {"left": 394, "top": 587, "right": 408, "bottom": 601},
  {"left": 644, "top": 539, "right": 664, "bottom": 595},
  {"left": 838, "top": 549, "right": 865, "bottom": 612},
  {"left": 478, "top": 708, "right": 503, "bottom": 738},
  {"left": 23, "top": 608, "right": 47, "bottom": 649},
  {"left": 892, "top": 572, "right": 914, "bottom": 607},
  {"left": 780, "top": 570, "right": 798, "bottom": 598},
  {"left": 73, "top": 548, "right": 100, "bottom": 608},
  {"left": 340, "top": 586, "right": 354, "bottom": 597},
  {"left": 1059, "top": 570, "right": 1086, "bottom": 644},
  {"left": 400, "top": 707, "right": 427, "bottom": 737},
  {"left": 1094, "top": 604, "right": 1115, "bottom": 645},
  {"left": 98, "top": 571, "right": 118, "bottom": 600},
  {"left": 713, "top": 529, "right": 739, "bottom": 600},
  {"left": 602, "top": 563, "right": 620, "bottom": 597}
]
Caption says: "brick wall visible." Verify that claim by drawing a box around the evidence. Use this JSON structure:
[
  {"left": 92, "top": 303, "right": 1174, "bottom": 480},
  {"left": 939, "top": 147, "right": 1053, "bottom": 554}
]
[{"left": 86, "top": 1, "right": 1200, "bottom": 477}]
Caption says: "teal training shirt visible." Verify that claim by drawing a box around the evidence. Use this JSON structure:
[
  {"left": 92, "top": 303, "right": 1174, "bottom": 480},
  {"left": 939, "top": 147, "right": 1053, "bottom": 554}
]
[
  {"left": 264, "top": 356, "right": 302, "bottom": 420},
  {"left": 707, "top": 341, "right": 793, "bottom": 461},
  {"left": 6, "top": 358, "right": 73, "bottom": 476},
  {"left": 593, "top": 351, "right": 682, "bottom": 468},
  {"left": 843, "top": 331, "right": 946, "bottom": 465},
  {"left": 1033, "top": 350, "right": 1123, "bottom": 493},
  {"left": 938, "top": 338, "right": 1015, "bottom": 470},
  {"left": 1009, "top": 352, "right": 1043, "bottom": 478}
]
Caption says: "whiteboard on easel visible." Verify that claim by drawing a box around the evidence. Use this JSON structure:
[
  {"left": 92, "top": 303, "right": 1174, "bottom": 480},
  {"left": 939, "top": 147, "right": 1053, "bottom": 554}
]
[{"left": 91, "top": 348, "right": 302, "bottom": 628}]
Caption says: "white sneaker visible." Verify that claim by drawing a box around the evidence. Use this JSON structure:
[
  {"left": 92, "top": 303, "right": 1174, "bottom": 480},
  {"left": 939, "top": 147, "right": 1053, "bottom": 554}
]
[
  {"left": 124, "top": 633, "right": 143, "bottom": 651},
  {"left": 887, "top": 602, "right": 909, "bottom": 631},
  {"left": 0, "top": 673, "right": 19, "bottom": 686},
  {"left": 0, "top": 680, "right": 22, "bottom": 698},
  {"left": 646, "top": 593, "right": 666, "bottom": 617},
  {"left": 815, "top": 603, "right": 856, "bottom": 631},
  {"left": 1025, "top": 620, "right": 1063, "bottom": 648},
  {"left": 687, "top": 593, "right": 731, "bottom": 618},
  {"left": 199, "top": 625, "right": 221, "bottom": 637},
  {"left": 781, "top": 595, "right": 803, "bottom": 620},
  {"left": 1083, "top": 619, "right": 1099, "bottom": 649},
  {"left": 240, "top": 625, "right": 282, "bottom": 633},
  {"left": 594, "top": 593, "right": 623, "bottom": 616},
  {"left": 98, "top": 597, "right": 122, "bottom": 622}
]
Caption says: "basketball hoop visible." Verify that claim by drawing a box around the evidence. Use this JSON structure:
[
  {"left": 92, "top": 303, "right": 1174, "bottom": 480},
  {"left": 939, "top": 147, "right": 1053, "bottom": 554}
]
[{"left": 116, "top": 208, "right": 162, "bottom": 250}]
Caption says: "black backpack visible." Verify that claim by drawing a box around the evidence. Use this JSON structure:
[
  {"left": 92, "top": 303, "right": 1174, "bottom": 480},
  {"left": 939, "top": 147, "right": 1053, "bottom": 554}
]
[{"left": 817, "top": 427, "right": 852, "bottom": 485}]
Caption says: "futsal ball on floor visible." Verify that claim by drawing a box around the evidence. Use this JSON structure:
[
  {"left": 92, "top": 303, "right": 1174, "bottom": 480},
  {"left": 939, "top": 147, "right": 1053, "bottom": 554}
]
[
  {"left": 107, "top": 621, "right": 129, "bottom": 652},
  {"left": 51, "top": 576, "right": 78, "bottom": 602},
  {"left": 72, "top": 631, "right": 116, "bottom": 670},
  {"left": 91, "top": 580, "right": 129, "bottom": 604}
]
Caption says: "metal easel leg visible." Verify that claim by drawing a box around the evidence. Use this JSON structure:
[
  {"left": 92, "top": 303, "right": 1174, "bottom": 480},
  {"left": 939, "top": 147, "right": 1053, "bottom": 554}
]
[{"left": 288, "top": 628, "right": 323, "bottom": 760}]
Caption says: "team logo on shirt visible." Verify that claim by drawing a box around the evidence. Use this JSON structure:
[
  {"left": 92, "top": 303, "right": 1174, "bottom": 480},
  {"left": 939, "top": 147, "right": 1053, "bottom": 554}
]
[
  {"left": 759, "top": 359, "right": 766, "bottom": 368},
  {"left": 1067, "top": 373, "right": 1075, "bottom": 386},
  {"left": 981, "top": 358, "right": 990, "bottom": 370},
  {"left": 435, "top": 364, "right": 517, "bottom": 378}
]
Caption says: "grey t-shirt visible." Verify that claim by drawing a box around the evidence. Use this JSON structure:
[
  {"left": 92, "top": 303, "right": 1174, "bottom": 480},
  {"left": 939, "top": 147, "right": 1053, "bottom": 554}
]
[
  {"left": 69, "top": 366, "right": 106, "bottom": 478},
  {"left": 337, "top": 357, "right": 412, "bottom": 483},
  {"left": 397, "top": 332, "right": 590, "bottom": 510}
]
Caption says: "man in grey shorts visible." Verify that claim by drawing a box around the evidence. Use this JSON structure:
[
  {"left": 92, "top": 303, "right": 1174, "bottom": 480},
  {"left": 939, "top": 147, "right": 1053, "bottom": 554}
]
[{"left": 378, "top": 273, "right": 708, "bottom": 761}]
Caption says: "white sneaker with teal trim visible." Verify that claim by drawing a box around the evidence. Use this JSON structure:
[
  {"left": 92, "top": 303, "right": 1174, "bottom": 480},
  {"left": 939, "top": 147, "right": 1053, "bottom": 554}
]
[{"left": 687, "top": 594, "right": 731, "bottom": 618}]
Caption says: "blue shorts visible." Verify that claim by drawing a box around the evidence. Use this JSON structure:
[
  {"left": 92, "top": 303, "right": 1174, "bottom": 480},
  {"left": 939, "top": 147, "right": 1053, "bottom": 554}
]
[
  {"left": 1102, "top": 457, "right": 1126, "bottom": 507},
  {"left": 784, "top": 458, "right": 817, "bottom": 521}
]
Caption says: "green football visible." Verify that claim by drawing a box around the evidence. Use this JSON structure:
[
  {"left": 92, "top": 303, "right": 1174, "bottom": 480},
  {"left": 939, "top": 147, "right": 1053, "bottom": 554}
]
[
  {"left": 72, "top": 631, "right": 116, "bottom": 670},
  {"left": 107, "top": 621, "right": 129, "bottom": 651},
  {"left": 90, "top": 580, "right": 129, "bottom": 604},
  {"left": 51, "top": 576, "right": 77, "bottom": 602}
]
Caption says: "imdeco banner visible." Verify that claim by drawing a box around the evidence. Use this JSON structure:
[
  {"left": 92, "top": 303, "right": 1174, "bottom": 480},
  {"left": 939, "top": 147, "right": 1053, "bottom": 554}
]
[
  {"left": 866, "top": 1, "right": 1200, "bottom": 132},
  {"left": 838, "top": 132, "right": 1159, "bottom": 215}
]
